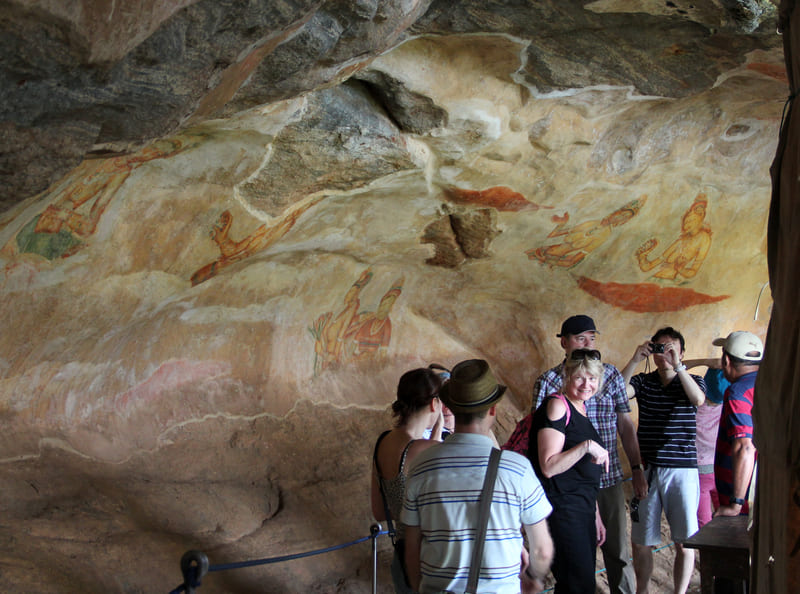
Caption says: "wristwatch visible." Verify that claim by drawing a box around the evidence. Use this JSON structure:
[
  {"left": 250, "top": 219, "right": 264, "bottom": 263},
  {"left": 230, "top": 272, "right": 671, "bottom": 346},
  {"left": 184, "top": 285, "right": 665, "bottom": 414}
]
[
  {"left": 730, "top": 496, "right": 746, "bottom": 506},
  {"left": 632, "top": 463, "right": 645, "bottom": 472},
  {"left": 674, "top": 363, "right": 687, "bottom": 372}
]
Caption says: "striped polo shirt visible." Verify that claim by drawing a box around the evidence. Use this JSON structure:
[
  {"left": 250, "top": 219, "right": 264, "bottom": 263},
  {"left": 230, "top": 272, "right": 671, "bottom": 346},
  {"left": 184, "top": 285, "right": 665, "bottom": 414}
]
[
  {"left": 714, "top": 371, "right": 757, "bottom": 513},
  {"left": 630, "top": 371, "right": 706, "bottom": 468},
  {"left": 402, "top": 433, "right": 552, "bottom": 594}
]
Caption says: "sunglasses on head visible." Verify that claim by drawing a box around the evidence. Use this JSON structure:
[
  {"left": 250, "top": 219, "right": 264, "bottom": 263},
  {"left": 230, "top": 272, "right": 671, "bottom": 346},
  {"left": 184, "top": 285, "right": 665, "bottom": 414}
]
[{"left": 570, "top": 349, "right": 601, "bottom": 361}]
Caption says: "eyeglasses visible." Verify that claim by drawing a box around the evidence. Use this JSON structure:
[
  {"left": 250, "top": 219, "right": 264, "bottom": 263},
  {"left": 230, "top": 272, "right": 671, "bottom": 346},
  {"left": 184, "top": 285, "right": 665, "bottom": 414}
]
[{"left": 570, "top": 349, "right": 601, "bottom": 361}]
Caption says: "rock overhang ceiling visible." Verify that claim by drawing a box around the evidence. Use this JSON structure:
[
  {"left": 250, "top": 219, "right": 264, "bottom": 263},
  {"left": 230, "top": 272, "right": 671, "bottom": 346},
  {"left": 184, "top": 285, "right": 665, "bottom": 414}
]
[
  {"left": 0, "top": 0, "right": 787, "bottom": 592},
  {"left": 0, "top": 0, "right": 783, "bottom": 209}
]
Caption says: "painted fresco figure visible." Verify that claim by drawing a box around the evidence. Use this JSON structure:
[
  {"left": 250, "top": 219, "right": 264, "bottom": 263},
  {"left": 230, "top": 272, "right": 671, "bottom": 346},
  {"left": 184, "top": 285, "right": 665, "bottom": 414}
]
[
  {"left": 636, "top": 193, "right": 712, "bottom": 281},
  {"left": 190, "top": 195, "right": 324, "bottom": 286},
  {"left": 310, "top": 269, "right": 373, "bottom": 374},
  {"left": 320, "top": 269, "right": 373, "bottom": 367},
  {"left": 344, "top": 277, "right": 403, "bottom": 363},
  {"left": 14, "top": 137, "right": 195, "bottom": 260},
  {"left": 527, "top": 196, "right": 646, "bottom": 268},
  {"left": 309, "top": 272, "right": 402, "bottom": 374}
]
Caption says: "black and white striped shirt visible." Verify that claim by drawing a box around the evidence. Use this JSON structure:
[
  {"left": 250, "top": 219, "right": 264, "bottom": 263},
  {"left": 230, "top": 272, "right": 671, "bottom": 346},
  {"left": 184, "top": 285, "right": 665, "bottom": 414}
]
[{"left": 630, "top": 371, "right": 706, "bottom": 468}]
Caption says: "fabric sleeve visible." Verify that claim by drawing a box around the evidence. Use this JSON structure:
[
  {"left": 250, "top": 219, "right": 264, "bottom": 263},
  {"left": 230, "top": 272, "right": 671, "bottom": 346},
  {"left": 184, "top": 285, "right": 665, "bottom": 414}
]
[
  {"left": 401, "top": 475, "right": 420, "bottom": 527},
  {"left": 532, "top": 368, "right": 561, "bottom": 412},
  {"left": 629, "top": 373, "right": 644, "bottom": 398},
  {"left": 691, "top": 373, "right": 708, "bottom": 395},
  {"left": 703, "top": 368, "right": 730, "bottom": 404},
  {"left": 516, "top": 454, "right": 553, "bottom": 525},
  {"left": 539, "top": 395, "right": 568, "bottom": 433},
  {"left": 724, "top": 394, "right": 754, "bottom": 441},
  {"left": 606, "top": 365, "right": 631, "bottom": 413}
]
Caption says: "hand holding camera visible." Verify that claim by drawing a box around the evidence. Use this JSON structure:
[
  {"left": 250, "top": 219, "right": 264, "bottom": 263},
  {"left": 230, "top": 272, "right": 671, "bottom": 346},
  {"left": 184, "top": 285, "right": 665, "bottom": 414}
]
[{"left": 649, "top": 340, "right": 684, "bottom": 370}]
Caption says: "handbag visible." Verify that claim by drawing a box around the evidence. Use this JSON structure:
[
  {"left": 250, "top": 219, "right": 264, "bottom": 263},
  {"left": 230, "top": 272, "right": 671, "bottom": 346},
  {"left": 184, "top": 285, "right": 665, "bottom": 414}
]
[
  {"left": 502, "top": 393, "right": 571, "bottom": 456},
  {"left": 465, "top": 447, "right": 502, "bottom": 594}
]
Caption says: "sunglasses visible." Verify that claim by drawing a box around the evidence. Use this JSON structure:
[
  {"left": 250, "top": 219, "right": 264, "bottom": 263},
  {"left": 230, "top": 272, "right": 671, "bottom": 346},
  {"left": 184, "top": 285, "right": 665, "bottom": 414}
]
[{"left": 570, "top": 348, "right": 601, "bottom": 361}]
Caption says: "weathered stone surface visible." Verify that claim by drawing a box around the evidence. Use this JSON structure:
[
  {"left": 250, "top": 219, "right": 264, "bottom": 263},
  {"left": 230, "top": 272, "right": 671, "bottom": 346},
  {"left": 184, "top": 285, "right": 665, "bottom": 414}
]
[
  {"left": 0, "top": 0, "right": 780, "bottom": 207},
  {"left": 0, "top": 1, "right": 787, "bottom": 592},
  {"left": 413, "top": 0, "right": 779, "bottom": 97},
  {"left": 0, "top": 0, "right": 436, "bottom": 204}
]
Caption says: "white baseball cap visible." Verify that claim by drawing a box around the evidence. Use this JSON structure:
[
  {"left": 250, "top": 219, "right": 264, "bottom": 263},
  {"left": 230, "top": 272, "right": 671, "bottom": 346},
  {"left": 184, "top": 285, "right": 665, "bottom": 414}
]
[{"left": 713, "top": 331, "right": 764, "bottom": 362}]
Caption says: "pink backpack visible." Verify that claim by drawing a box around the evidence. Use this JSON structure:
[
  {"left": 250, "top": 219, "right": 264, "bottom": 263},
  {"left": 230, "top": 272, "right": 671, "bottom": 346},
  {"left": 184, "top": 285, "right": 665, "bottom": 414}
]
[{"left": 502, "top": 393, "right": 571, "bottom": 456}]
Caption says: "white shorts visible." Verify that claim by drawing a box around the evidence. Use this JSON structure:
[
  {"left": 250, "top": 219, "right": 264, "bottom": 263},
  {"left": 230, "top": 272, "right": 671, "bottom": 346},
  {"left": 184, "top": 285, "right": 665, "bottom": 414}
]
[{"left": 631, "top": 466, "right": 699, "bottom": 546}]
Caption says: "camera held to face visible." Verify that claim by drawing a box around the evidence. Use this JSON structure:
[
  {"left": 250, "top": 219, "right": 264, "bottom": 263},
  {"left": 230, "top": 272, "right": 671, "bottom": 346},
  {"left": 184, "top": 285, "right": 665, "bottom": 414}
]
[{"left": 649, "top": 342, "right": 665, "bottom": 354}]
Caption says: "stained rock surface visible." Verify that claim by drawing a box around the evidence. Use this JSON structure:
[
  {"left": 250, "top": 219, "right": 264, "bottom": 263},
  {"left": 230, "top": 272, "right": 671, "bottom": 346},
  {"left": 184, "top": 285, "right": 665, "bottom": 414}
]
[{"left": 0, "top": 1, "right": 785, "bottom": 592}]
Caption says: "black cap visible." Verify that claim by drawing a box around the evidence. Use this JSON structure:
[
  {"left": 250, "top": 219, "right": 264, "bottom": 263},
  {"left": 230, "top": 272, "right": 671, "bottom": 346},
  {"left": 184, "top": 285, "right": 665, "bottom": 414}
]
[{"left": 557, "top": 315, "right": 598, "bottom": 337}]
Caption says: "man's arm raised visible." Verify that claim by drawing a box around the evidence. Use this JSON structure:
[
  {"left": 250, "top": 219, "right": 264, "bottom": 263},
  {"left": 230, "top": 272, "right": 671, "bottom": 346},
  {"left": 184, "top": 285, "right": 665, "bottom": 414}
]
[{"left": 621, "top": 342, "right": 651, "bottom": 399}]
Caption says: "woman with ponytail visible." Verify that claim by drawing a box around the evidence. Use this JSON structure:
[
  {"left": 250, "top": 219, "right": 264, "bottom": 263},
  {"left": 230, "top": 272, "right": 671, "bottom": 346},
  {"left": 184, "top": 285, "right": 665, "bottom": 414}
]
[{"left": 371, "top": 367, "right": 446, "bottom": 593}]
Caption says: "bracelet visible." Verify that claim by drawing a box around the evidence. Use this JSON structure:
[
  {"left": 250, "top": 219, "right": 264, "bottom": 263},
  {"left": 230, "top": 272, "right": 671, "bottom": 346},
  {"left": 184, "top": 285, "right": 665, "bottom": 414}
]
[
  {"left": 730, "top": 496, "right": 746, "bottom": 506},
  {"left": 674, "top": 363, "right": 687, "bottom": 372}
]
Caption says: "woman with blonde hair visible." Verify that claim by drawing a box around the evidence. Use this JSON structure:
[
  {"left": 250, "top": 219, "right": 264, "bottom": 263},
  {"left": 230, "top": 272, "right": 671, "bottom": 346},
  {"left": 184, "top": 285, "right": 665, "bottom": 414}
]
[
  {"left": 371, "top": 367, "right": 445, "bottom": 593},
  {"left": 530, "top": 349, "right": 610, "bottom": 594}
]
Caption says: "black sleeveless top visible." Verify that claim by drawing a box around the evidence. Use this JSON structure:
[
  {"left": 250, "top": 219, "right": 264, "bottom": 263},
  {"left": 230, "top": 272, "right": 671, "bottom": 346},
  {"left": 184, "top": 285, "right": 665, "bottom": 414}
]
[{"left": 529, "top": 395, "right": 603, "bottom": 512}]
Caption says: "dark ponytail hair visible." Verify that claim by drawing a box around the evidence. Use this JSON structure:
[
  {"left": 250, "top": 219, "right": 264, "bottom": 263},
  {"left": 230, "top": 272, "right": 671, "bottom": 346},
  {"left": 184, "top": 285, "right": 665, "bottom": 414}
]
[{"left": 392, "top": 368, "right": 443, "bottom": 426}]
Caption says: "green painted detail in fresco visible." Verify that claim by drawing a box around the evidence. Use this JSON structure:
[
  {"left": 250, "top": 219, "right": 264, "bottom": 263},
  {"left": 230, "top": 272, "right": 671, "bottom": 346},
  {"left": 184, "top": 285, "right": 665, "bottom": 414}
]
[{"left": 16, "top": 215, "right": 84, "bottom": 260}]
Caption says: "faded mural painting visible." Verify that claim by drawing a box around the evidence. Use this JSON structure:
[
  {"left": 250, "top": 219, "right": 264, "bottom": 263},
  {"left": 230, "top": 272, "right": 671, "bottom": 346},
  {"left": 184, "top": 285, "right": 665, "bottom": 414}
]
[
  {"left": 526, "top": 192, "right": 726, "bottom": 312},
  {"left": 190, "top": 196, "right": 324, "bottom": 286},
  {"left": 636, "top": 193, "right": 712, "bottom": 281},
  {"left": 11, "top": 136, "right": 202, "bottom": 260},
  {"left": 526, "top": 197, "right": 646, "bottom": 268},
  {"left": 309, "top": 270, "right": 403, "bottom": 375}
]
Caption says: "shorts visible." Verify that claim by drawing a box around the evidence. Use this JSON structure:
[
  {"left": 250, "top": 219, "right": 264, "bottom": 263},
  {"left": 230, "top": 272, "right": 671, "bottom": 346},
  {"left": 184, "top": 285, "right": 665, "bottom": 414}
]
[{"left": 631, "top": 466, "right": 699, "bottom": 546}]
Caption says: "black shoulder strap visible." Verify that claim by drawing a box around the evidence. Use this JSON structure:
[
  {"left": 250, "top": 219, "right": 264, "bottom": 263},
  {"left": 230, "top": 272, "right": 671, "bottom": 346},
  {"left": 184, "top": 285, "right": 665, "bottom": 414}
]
[
  {"left": 373, "top": 430, "right": 391, "bottom": 471},
  {"left": 466, "top": 447, "right": 502, "bottom": 594},
  {"left": 373, "top": 430, "right": 397, "bottom": 545},
  {"left": 399, "top": 437, "right": 417, "bottom": 473}
]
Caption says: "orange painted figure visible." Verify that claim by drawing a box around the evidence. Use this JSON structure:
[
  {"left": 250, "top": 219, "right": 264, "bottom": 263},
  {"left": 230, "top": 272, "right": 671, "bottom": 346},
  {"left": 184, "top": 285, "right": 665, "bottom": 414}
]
[
  {"left": 343, "top": 277, "right": 404, "bottom": 362},
  {"left": 309, "top": 272, "right": 402, "bottom": 375},
  {"left": 527, "top": 196, "right": 647, "bottom": 268},
  {"left": 636, "top": 193, "right": 712, "bottom": 281},
  {"left": 15, "top": 137, "right": 197, "bottom": 260},
  {"left": 190, "top": 195, "right": 324, "bottom": 285},
  {"left": 311, "top": 269, "right": 374, "bottom": 374}
]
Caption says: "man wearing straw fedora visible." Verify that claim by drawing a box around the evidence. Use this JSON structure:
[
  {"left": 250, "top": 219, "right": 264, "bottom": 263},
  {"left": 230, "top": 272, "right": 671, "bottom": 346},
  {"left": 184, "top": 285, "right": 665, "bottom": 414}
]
[{"left": 403, "top": 359, "right": 554, "bottom": 594}]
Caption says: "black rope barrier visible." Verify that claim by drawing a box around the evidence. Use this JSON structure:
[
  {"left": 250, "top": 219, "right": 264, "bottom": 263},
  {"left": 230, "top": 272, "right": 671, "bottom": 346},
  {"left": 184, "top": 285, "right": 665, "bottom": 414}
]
[
  {"left": 169, "top": 524, "right": 388, "bottom": 593},
  {"left": 168, "top": 475, "right": 678, "bottom": 593}
]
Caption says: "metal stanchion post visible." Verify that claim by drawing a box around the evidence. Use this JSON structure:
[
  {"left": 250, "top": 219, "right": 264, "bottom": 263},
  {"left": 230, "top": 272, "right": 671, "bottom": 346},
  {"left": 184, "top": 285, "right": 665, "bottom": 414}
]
[
  {"left": 371, "top": 523, "right": 381, "bottom": 594},
  {"left": 180, "top": 550, "right": 209, "bottom": 593}
]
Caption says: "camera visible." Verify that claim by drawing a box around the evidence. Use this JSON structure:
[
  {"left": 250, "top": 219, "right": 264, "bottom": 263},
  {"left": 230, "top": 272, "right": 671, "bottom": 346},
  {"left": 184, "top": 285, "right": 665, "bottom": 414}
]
[
  {"left": 630, "top": 497, "right": 640, "bottom": 522},
  {"left": 649, "top": 342, "right": 665, "bottom": 353}
]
